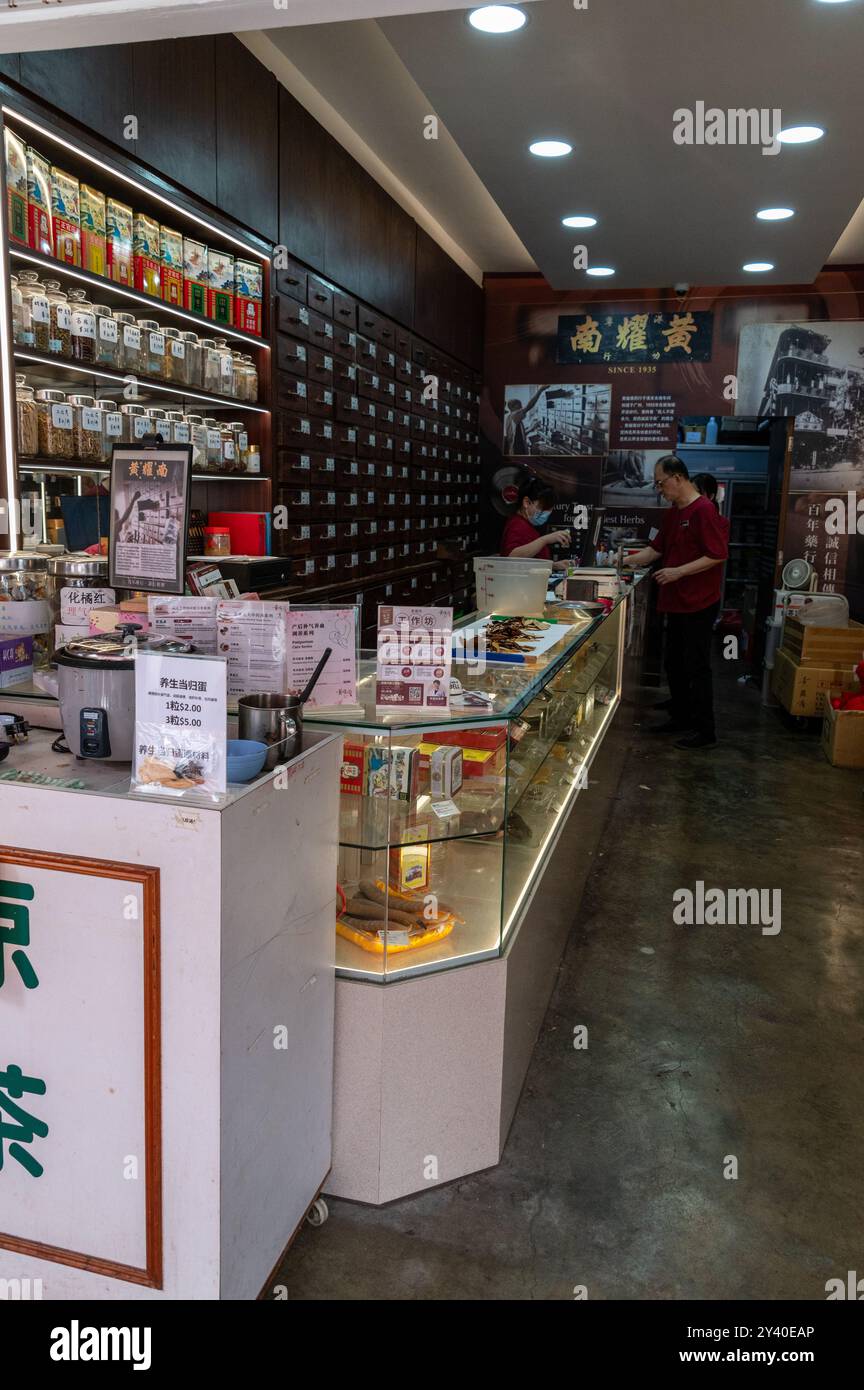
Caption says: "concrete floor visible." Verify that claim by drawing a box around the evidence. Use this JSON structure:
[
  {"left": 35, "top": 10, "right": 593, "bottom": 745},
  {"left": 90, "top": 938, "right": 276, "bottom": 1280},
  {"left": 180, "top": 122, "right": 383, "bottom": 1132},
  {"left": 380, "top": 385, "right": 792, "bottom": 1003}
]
[{"left": 271, "top": 665, "right": 864, "bottom": 1300}]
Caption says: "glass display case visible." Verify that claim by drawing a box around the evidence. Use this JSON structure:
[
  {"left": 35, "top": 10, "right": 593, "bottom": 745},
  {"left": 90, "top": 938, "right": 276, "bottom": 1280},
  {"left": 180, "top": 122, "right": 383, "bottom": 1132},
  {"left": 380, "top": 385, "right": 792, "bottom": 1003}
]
[{"left": 306, "top": 595, "right": 626, "bottom": 982}]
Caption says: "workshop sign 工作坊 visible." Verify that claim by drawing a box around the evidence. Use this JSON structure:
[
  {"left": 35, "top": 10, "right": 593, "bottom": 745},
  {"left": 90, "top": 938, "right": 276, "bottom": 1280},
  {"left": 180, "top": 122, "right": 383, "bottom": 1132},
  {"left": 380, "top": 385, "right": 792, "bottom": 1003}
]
[{"left": 557, "top": 311, "right": 713, "bottom": 365}]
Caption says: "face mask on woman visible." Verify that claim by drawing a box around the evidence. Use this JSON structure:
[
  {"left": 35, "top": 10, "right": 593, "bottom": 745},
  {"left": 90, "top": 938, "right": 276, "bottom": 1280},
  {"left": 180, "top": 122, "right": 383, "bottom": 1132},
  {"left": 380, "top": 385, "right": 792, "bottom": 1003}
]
[{"left": 533, "top": 509, "right": 551, "bottom": 526}]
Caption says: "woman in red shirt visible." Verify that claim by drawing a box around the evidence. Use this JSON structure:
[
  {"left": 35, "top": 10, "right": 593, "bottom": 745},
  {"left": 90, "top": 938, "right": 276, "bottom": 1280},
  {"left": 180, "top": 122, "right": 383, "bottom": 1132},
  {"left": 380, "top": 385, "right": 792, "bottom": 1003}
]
[{"left": 501, "top": 478, "right": 571, "bottom": 560}]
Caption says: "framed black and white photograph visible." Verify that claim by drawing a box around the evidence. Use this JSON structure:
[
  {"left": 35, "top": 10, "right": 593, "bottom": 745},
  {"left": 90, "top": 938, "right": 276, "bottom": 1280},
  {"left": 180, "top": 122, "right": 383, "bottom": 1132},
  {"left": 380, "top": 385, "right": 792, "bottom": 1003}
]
[
  {"left": 503, "top": 383, "right": 611, "bottom": 457},
  {"left": 109, "top": 445, "right": 192, "bottom": 595},
  {"left": 601, "top": 448, "right": 673, "bottom": 507}
]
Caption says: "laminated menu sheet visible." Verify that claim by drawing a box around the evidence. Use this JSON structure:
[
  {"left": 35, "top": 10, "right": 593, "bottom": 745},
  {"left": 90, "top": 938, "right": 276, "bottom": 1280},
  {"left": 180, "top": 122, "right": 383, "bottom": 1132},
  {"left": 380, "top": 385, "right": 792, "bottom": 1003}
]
[
  {"left": 148, "top": 596, "right": 218, "bottom": 655},
  {"left": 216, "top": 600, "right": 288, "bottom": 700}
]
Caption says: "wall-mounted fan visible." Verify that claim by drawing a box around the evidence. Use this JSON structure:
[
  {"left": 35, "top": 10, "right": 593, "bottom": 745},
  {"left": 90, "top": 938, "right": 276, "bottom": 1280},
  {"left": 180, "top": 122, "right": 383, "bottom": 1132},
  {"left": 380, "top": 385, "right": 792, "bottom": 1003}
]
[{"left": 781, "top": 558, "right": 815, "bottom": 591}]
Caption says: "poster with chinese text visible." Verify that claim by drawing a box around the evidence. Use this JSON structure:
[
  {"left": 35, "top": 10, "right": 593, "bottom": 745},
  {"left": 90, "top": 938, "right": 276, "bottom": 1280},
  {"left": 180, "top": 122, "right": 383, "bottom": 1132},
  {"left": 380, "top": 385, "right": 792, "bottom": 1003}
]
[{"left": 109, "top": 445, "right": 192, "bottom": 595}]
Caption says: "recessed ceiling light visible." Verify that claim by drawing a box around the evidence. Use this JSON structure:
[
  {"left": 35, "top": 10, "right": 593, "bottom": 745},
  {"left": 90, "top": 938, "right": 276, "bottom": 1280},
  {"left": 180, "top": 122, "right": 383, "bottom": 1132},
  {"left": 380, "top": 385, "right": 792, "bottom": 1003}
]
[
  {"left": 468, "top": 5, "right": 527, "bottom": 32},
  {"left": 756, "top": 207, "right": 795, "bottom": 220},
  {"left": 777, "top": 125, "right": 825, "bottom": 144},
  {"left": 743, "top": 262, "right": 775, "bottom": 273},
  {"left": 815, "top": 1, "right": 854, "bottom": 5},
  {"left": 586, "top": 266, "right": 615, "bottom": 277},
  {"left": 529, "top": 140, "right": 572, "bottom": 158},
  {"left": 562, "top": 214, "right": 597, "bottom": 228}
]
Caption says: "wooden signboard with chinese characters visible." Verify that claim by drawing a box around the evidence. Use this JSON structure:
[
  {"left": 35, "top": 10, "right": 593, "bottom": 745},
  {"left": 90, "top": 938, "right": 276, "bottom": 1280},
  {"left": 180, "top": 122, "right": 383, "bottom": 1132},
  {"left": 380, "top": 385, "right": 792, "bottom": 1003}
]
[
  {"left": 0, "top": 849, "right": 162, "bottom": 1288},
  {"left": 557, "top": 311, "right": 713, "bottom": 365}
]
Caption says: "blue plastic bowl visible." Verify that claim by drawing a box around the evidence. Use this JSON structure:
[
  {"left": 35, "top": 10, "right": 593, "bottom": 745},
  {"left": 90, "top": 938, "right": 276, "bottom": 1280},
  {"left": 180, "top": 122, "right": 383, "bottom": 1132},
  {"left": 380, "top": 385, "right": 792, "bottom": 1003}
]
[{"left": 227, "top": 739, "right": 268, "bottom": 783}]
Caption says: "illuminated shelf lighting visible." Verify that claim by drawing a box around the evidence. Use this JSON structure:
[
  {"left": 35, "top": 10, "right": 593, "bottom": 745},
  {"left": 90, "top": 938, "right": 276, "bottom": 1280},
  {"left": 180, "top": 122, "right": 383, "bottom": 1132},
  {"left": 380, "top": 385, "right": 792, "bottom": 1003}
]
[
  {"left": 18, "top": 460, "right": 266, "bottom": 481},
  {"left": 14, "top": 352, "right": 269, "bottom": 413},
  {"left": 9, "top": 248, "right": 270, "bottom": 349},
  {"left": 3, "top": 106, "right": 270, "bottom": 263}
]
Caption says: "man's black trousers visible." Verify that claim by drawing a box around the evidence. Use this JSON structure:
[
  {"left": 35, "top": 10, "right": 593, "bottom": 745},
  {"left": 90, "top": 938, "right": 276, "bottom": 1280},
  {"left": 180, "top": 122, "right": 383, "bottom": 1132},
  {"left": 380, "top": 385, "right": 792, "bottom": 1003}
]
[{"left": 664, "top": 604, "right": 718, "bottom": 738}]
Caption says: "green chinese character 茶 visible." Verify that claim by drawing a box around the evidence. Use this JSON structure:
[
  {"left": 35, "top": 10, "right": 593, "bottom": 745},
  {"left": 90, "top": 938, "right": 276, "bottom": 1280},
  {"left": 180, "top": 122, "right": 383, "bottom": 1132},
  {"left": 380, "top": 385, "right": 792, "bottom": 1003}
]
[
  {"left": 0, "top": 879, "right": 38, "bottom": 990},
  {"left": 0, "top": 1064, "right": 48, "bottom": 1178}
]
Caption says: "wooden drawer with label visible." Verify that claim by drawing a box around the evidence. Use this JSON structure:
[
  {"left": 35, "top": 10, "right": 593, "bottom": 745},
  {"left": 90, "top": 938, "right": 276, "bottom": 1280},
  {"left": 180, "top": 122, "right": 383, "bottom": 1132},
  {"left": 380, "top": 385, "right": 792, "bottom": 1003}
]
[
  {"left": 306, "top": 346, "right": 335, "bottom": 387},
  {"left": 275, "top": 257, "right": 308, "bottom": 303},
  {"left": 276, "top": 333, "right": 308, "bottom": 375},
  {"left": 306, "top": 273, "right": 334, "bottom": 318}
]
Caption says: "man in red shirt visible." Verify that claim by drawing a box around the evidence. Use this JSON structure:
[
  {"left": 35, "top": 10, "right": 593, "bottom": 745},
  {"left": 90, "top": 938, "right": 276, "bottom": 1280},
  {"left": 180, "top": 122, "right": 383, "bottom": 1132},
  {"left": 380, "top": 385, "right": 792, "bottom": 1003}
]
[{"left": 624, "top": 455, "right": 728, "bottom": 748}]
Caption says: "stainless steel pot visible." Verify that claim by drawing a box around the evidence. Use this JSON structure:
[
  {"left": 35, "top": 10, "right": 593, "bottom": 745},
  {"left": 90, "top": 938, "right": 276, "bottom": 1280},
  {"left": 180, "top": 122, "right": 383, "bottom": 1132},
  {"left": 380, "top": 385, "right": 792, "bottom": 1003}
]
[{"left": 237, "top": 693, "right": 302, "bottom": 769}]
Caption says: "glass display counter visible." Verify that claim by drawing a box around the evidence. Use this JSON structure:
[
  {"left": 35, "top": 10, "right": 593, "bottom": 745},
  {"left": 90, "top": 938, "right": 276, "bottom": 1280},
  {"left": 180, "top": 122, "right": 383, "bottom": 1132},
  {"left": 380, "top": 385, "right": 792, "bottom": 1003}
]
[{"left": 306, "top": 595, "right": 626, "bottom": 983}]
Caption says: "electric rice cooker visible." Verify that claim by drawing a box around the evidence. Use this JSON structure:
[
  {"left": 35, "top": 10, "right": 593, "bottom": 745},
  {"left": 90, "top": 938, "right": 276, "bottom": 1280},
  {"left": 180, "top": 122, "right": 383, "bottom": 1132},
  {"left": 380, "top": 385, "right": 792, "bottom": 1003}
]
[{"left": 55, "top": 624, "right": 194, "bottom": 762}]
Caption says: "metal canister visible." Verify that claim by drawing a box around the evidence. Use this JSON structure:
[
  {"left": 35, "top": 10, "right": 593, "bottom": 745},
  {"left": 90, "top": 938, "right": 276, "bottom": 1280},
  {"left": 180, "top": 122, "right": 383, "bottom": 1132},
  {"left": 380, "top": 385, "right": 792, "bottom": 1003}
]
[{"left": 47, "top": 553, "right": 114, "bottom": 660}]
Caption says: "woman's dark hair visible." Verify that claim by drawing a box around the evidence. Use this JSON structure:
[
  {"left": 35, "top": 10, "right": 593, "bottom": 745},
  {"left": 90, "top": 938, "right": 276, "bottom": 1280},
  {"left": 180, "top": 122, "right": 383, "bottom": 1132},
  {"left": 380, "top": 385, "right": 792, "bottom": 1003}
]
[
  {"left": 693, "top": 472, "right": 719, "bottom": 504},
  {"left": 517, "top": 476, "right": 556, "bottom": 509},
  {"left": 656, "top": 454, "right": 690, "bottom": 479}
]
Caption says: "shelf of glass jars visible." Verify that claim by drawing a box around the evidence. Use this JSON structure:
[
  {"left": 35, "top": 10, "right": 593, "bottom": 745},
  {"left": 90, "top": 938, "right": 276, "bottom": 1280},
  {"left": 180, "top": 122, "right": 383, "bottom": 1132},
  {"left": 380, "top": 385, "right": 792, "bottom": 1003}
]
[
  {"left": 9, "top": 246, "right": 268, "bottom": 351},
  {"left": 16, "top": 456, "right": 267, "bottom": 482},
  {"left": 14, "top": 350, "right": 266, "bottom": 413}
]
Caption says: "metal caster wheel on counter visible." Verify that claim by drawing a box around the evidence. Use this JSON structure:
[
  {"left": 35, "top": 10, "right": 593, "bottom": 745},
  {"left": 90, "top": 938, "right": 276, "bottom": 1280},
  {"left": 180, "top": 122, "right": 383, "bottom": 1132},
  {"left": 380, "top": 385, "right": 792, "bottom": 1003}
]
[{"left": 305, "top": 1197, "right": 329, "bottom": 1228}]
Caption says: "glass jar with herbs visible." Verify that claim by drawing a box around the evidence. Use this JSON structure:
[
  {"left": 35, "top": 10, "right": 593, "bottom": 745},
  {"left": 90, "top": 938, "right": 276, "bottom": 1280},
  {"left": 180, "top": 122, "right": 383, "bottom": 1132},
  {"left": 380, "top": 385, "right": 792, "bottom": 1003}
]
[
  {"left": 98, "top": 400, "right": 123, "bottom": 458},
  {"left": 203, "top": 417, "right": 223, "bottom": 471},
  {"left": 15, "top": 375, "right": 38, "bottom": 458},
  {"left": 0, "top": 552, "right": 51, "bottom": 669},
  {"left": 94, "top": 305, "right": 121, "bottom": 370},
  {"left": 213, "top": 339, "right": 235, "bottom": 397},
  {"left": 35, "top": 389, "right": 75, "bottom": 458},
  {"left": 18, "top": 270, "right": 50, "bottom": 353},
  {"left": 120, "top": 403, "right": 153, "bottom": 445},
  {"left": 68, "top": 394, "right": 105, "bottom": 464},
  {"left": 116, "top": 312, "right": 144, "bottom": 375},
  {"left": 43, "top": 280, "right": 72, "bottom": 358},
  {"left": 162, "top": 327, "right": 187, "bottom": 385},
  {"left": 243, "top": 354, "right": 259, "bottom": 402},
  {"left": 138, "top": 319, "right": 166, "bottom": 378},
  {"left": 228, "top": 421, "right": 249, "bottom": 472},
  {"left": 164, "top": 410, "right": 190, "bottom": 447},
  {"left": 69, "top": 289, "right": 98, "bottom": 364},
  {"left": 11, "top": 274, "right": 34, "bottom": 348},
  {"left": 150, "top": 408, "right": 171, "bottom": 442},
  {"left": 186, "top": 414, "right": 208, "bottom": 472},
  {"left": 200, "top": 339, "right": 221, "bottom": 395},
  {"left": 181, "top": 332, "right": 202, "bottom": 389}
]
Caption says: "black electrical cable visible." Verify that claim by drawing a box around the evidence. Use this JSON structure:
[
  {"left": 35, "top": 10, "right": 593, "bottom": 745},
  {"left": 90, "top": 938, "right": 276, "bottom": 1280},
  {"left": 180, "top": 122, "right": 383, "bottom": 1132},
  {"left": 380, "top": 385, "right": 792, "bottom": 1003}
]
[{"left": 51, "top": 734, "right": 70, "bottom": 755}]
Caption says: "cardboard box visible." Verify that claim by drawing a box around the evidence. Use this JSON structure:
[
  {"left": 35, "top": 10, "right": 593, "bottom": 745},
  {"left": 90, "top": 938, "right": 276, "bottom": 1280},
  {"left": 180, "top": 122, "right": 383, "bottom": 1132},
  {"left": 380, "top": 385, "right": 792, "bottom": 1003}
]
[
  {"left": 434, "top": 726, "right": 507, "bottom": 754},
  {"left": 781, "top": 616, "right": 864, "bottom": 669},
  {"left": 821, "top": 701, "right": 864, "bottom": 769},
  {"left": 388, "top": 844, "right": 429, "bottom": 894},
  {"left": 161, "top": 226, "right": 183, "bottom": 307},
  {"left": 134, "top": 213, "right": 161, "bottom": 297},
  {"left": 106, "top": 197, "right": 133, "bottom": 286},
  {"left": 26, "top": 147, "right": 53, "bottom": 256},
  {"left": 388, "top": 745, "right": 420, "bottom": 801},
  {"left": 235, "top": 257, "right": 262, "bottom": 336},
  {"left": 365, "top": 747, "right": 390, "bottom": 797},
  {"left": 0, "top": 635, "right": 33, "bottom": 688},
  {"left": 207, "top": 248, "right": 234, "bottom": 326},
  {"left": 80, "top": 184, "right": 106, "bottom": 276},
  {"left": 430, "top": 745, "right": 463, "bottom": 799},
  {"left": 771, "top": 647, "right": 846, "bottom": 718},
  {"left": 4, "top": 128, "right": 28, "bottom": 246},
  {"left": 183, "top": 237, "right": 208, "bottom": 315},
  {"left": 50, "top": 165, "right": 81, "bottom": 265},
  {"left": 340, "top": 740, "right": 365, "bottom": 795}
]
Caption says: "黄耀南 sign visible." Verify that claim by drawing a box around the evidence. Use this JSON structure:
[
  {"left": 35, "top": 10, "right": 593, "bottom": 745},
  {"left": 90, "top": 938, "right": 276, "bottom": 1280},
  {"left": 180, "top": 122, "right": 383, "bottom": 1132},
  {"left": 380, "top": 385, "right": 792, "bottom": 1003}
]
[{"left": 557, "top": 311, "right": 713, "bottom": 365}]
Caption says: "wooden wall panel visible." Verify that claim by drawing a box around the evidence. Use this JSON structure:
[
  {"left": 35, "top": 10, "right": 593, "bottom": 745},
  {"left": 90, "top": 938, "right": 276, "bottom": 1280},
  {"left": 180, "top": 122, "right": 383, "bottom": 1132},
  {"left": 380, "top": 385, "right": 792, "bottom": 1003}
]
[
  {"left": 279, "top": 86, "right": 327, "bottom": 270},
  {"left": 133, "top": 38, "right": 217, "bottom": 207},
  {"left": 19, "top": 45, "right": 135, "bottom": 153},
  {"left": 215, "top": 35, "right": 278, "bottom": 243}
]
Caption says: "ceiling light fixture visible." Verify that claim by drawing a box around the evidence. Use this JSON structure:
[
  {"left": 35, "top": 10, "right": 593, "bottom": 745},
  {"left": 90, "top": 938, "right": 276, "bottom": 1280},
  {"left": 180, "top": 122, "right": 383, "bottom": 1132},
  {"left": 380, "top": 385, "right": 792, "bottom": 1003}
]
[
  {"left": 776, "top": 125, "right": 825, "bottom": 144},
  {"left": 529, "top": 140, "right": 572, "bottom": 158},
  {"left": 756, "top": 207, "right": 795, "bottom": 220},
  {"left": 468, "top": 5, "right": 527, "bottom": 33},
  {"left": 742, "top": 262, "right": 775, "bottom": 273},
  {"left": 586, "top": 266, "right": 615, "bottom": 277},
  {"left": 562, "top": 214, "right": 597, "bottom": 228}
]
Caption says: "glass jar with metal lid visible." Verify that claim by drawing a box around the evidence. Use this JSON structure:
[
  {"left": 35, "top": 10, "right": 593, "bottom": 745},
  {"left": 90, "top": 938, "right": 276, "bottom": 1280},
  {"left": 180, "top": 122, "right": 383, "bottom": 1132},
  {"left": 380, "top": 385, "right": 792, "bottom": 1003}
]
[
  {"left": 212, "top": 339, "right": 235, "bottom": 397},
  {"left": 219, "top": 421, "right": 239, "bottom": 473},
  {"left": 15, "top": 374, "right": 38, "bottom": 458},
  {"left": 98, "top": 399, "right": 123, "bottom": 458},
  {"left": 119, "top": 402, "right": 154, "bottom": 445},
  {"left": 68, "top": 288, "right": 98, "bottom": 364},
  {"left": 94, "top": 304, "right": 122, "bottom": 370},
  {"left": 116, "top": 312, "right": 144, "bottom": 374},
  {"left": 47, "top": 554, "right": 114, "bottom": 660},
  {"left": 149, "top": 408, "right": 171, "bottom": 443},
  {"left": 35, "top": 388, "right": 75, "bottom": 458},
  {"left": 43, "top": 279, "right": 72, "bottom": 357},
  {"left": 200, "top": 339, "right": 221, "bottom": 395},
  {"left": 0, "top": 551, "right": 51, "bottom": 669},
  {"left": 137, "top": 319, "right": 166, "bottom": 378},
  {"left": 18, "top": 270, "right": 50, "bottom": 353},
  {"left": 180, "top": 331, "right": 202, "bottom": 389},
  {"left": 202, "top": 417, "right": 223, "bottom": 471},
  {"left": 164, "top": 410, "right": 190, "bottom": 447},
  {"left": 67, "top": 393, "right": 104, "bottom": 463},
  {"left": 227, "top": 421, "right": 249, "bottom": 472},
  {"left": 11, "top": 274, "right": 33, "bottom": 348},
  {"left": 186, "top": 414, "right": 207, "bottom": 472},
  {"left": 242, "top": 353, "right": 259, "bottom": 402},
  {"left": 162, "top": 327, "right": 187, "bottom": 385}
]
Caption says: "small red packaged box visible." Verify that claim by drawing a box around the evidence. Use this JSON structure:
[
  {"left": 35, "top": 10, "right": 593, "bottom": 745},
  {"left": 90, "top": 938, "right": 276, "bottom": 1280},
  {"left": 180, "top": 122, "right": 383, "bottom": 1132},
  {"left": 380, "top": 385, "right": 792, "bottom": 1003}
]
[{"left": 340, "top": 741, "right": 365, "bottom": 795}]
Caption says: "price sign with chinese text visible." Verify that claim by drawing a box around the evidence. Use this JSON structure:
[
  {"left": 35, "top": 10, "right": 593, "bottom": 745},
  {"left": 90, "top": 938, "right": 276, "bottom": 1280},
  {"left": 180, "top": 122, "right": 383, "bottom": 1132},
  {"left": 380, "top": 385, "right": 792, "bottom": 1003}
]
[{"left": 133, "top": 651, "right": 227, "bottom": 797}]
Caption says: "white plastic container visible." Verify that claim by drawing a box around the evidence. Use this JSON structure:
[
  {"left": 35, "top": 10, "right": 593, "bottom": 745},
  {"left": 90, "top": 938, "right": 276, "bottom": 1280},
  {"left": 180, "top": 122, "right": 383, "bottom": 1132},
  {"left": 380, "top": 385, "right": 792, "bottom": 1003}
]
[{"left": 473, "top": 556, "right": 553, "bottom": 617}]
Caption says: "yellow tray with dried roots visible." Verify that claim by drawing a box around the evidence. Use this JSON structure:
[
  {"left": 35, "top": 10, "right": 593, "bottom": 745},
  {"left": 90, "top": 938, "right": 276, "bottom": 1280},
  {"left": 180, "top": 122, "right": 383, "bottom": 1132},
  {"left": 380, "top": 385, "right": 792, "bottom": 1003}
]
[{"left": 336, "top": 878, "right": 461, "bottom": 954}]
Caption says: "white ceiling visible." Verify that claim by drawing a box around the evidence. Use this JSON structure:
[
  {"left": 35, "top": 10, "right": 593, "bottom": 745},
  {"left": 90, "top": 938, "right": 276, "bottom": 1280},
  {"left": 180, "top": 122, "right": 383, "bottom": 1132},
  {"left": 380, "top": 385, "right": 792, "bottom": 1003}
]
[{"left": 2, "top": 0, "right": 863, "bottom": 285}]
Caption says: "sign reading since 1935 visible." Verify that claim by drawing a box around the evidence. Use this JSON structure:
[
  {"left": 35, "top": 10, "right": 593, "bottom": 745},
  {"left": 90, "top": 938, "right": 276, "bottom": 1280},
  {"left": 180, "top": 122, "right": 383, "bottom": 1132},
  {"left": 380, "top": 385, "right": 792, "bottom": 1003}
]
[{"left": 557, "top": 311, "right": 713, "bottom": 365}]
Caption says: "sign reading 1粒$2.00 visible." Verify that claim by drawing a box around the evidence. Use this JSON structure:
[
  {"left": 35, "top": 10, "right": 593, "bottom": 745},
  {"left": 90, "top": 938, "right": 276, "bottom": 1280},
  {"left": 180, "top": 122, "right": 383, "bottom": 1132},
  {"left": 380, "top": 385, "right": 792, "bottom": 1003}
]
[
  {"left": 376, "top": 604, "right": 453, "bottom": 710},
  {"left": 557, "top": 311, "right": 713, "bottom": 364},
  {"left": 133, "top": 650, "right": 227, "bottom": 796}
]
